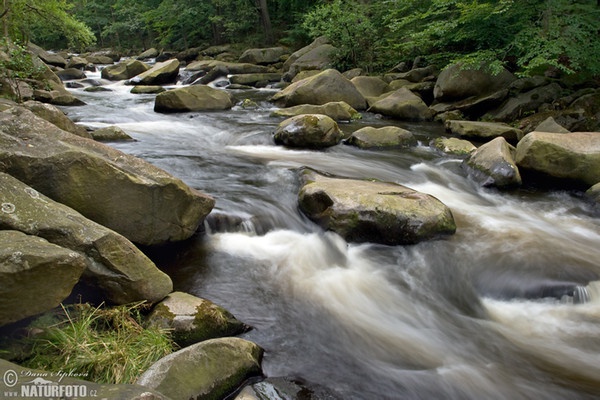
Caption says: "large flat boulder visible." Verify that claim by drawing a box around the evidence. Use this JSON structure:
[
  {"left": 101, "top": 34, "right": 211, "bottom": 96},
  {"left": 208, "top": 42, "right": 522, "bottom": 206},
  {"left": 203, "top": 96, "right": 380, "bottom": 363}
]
[
  {"left": 463, "top": 137, "right": 522, "bottom": 188},
  {"left": 350, "top": 76, "right": 390, "bottom": 99},
  {"left": 273, "top": 114, "right": 343, "bottom": 149},
  {"left": 155, "top": 85, "right": 234, "bottom": 113},
  {"left": 137, "top": 337, "right": 263, "bottom": 400},
  {"left": 129, "top": 59, "right": 180, "bottom": 85},
  {"left": 298, "top": 170, "right": 456, "bottom": 245},
  {"left": 271, "top": 101, "right": 359, "bottom": 121},
  {"left": 0, "top": 106, "right": 214, "bottom": 246},
  {"left": 22, "top": 100, "right": 90, "bottom": 138},
  {"left": 515, "top": 131, "right": 600, "bottom": 186},
  {"left": 368, "top": 87, "right": 433, "bottom": 121},
  {"left": 0, "top": 172, "right": 173, "bottom": 305},
  {"left": 345, "top": 126, "right": 416, "bottom": 149},
  {"left": 101, "top": 59, "right": 150, "bottom": 81},
  {"left": 271, "top": 69, "right": 367, "bottom": 110},
  {"left": 0, "top": 230, "right": 86, "bottom": 326},
  {"left": 434, "top": 63, "right": 516, "bottom": 102},
  {"left": 445, "top": 120, "right": 522, "bottom": 142}
]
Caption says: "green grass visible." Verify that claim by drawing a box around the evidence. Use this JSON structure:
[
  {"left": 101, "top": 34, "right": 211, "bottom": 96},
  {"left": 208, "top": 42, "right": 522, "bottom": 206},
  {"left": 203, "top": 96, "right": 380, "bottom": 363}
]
[{"left": 20, "top": 302, "right": 175, "bottom": 384}]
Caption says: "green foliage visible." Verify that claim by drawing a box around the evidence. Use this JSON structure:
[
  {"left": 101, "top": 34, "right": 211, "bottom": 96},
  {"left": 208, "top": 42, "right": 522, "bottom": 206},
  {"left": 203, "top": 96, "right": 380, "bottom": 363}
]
[
  {"left": 20, "top": 303, "right": 175, "bottom": 384},
  {"left": 0, "top": 39, "right": 44, "bottom": 102}
]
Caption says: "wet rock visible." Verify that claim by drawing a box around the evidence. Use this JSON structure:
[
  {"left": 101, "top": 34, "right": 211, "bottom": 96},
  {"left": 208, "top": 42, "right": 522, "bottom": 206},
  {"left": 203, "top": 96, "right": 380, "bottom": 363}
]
[
  {"left": 137, "top": 337, "right": 263, "bottom": 400},
  {"left": 430, "top": 137, "right": 476, "bottom": 157},
  {"left": 345, "top": 126, "right": 416, "bottom": 149},
  {"left": 129, "top": 59, "right": 180, "bottom": 86},
  {"left": 55, "top": 68, "right": 87, "bottom": 81},
  {"left": 270, "top": 101, "right": 360, "bottom": 121},
  {"left": 445, "top": 120, "right": 522, "bottom": 143},
  {"left": 271, "top": 69, "right": 367, "bottom": 110},
  {"left": 0, "top": 230, "right": 86, "bottom": 326},
  {"left": 368, "top": 87, "right": 433, "bottom": 121},
  {"left": 0, "top": 106, "right": 214, "bottom": 246},
  {"left": 463, "top": 137, "right": 522, "bottom": 188},
  {"left": 67, "top": 56, "right": 89, "bottom": 69},
  {"left": 515, "top": 131, "right": 600, "bottom": 186},
  {"left": 138, "top": 47, "right": 159, "bottom": 60},
  {"left": 298, "top": 170, "right": 456, "bottom": 245},
  {"left": 91, "top": 125, "right": 135, "bottom": 142},
  {"left": 235, "top": 377, "right": 343, "bottom": 400},
  {"left": 131, "top": 85, "right": 166, "bottom": 94},
  {"left": 273, "top": 114, "right": 343, "bottom": 149},
  {"left": 0, "top": 172, "right": 173, "bottom": 305},
  {"left": 102, "top": 59, "right": 150, "bottom": 81},
  {"left": 148, "top": 292, "right": 249, "bottom": 347},
  {"left": 154, "top": 85, "right": 234, "bottom": 113}
]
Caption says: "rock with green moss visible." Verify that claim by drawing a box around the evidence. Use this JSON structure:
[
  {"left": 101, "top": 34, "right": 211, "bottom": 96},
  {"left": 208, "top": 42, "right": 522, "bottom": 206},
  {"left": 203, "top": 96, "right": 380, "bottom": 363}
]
[
  {"left": 298, "top": 170, "right": 456, "bottom": 245},
  {"left": 430, "top": 137, "right": 476, "bottom": 157},
  {"left": 346, "top": 126, "right": 416, "bottom": 149},
  {"left": 137, "top": 337, "right": 263, "bottom": 400},
  {"left": 129, "top": 59, "right": 180, "bottom": 86},
  {"left": 0, "top": 230, "right": 86, "bottom": 326},
  {"left": 0, "top": 172, "right": 173, "bottom": 305},
  {"left": 91, "top": 126, "right": 135, "bottom": 142},
  {"left": 0, "top": 359, "right": 172, "bottom": 400},
  {"left": 148, "top": 292, "right": 248, "bottom": 347},
  {"left": 271, "top": 101, "right": 360, "bottom": 121},
  {"left": 445, "top": 120, "right": 522, "bottom": 143},
  {"left": 0, "top": 106, "right": 214, "bottom": 246},
  {"left": 102, "top": 59, "right": 150, "bottom": 81},
  {"left": 274, "top": 114, "right": 343, "bottom": 149},
  {"left": 131, "top": 85, "right": 166, "bottom": 94},
  {"left": 229, "top": 73, "right": 282, "bottom": 86},
  {"left": 515, "top": 131, "right": 600, "bottom": 186},
  {"left": 462, "top": 137, "right": 521, "bottom": 188},
  {"left": 154, "top": 85, "right": 234, "bottom": 113},
  {"left": 368, "top": 87, "right": 433, "bottom": 121}
]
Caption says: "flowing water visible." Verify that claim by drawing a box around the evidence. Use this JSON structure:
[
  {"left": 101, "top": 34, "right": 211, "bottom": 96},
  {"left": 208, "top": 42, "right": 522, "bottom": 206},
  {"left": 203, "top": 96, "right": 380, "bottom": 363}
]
[{"left": 63, "top": 72, "right": 600, "bottom": 399}]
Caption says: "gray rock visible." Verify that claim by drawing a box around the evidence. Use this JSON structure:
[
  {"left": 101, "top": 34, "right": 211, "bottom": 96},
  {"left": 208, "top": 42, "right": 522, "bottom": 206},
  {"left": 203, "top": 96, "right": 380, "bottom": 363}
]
[
  {"left": 270, "top": 101, "right": 360, "bottom": 121},
  {"left": 487, "top": 83, "right": 563, "bottom": 122},
  {"left": 186, "top": 60, "right": 269, "bottom": 74},
  {"left": 154, "top": 85, "right": 234, "bottom": 113},
  {"left": 463, "top": 137, "right": 522, "bottom": 188},
  {"left": 137, "top": 338, "right": 263, "bottom": 400},
  {"left": 515, "top": 131, "right": 600, "bottom": 186},
  {"left": 22, "top": 101, "right": 90, "bottom": 138},
  {"left": 148, "top": 292, "right": 248, "bottom": 347},
  {"left": 129, "top": 59, "right": 180, "bottom": 85},
  {"left": 91, "top": 126, "right": 134, "bottom": 142},
  {"left": 298, "top": 170, "right": 456, "bottom": 245},
  {"left": 346, "top": 126, "right": 416, "bottom": 149},
  {"left": 239, "top": 47, "right": 287, "bottom": 65},
  {"left": 430, "top": 137, "right": 476, "bottom": 157},
  {"left": 235, "top": 377, "right": 342, "bottom": 400},
  {"left": 0, "top": 230, "right": 86, "bottom": 326},
  {"left": 273, "top": 114, "right": 343, "bottom": 149},
  {"left": 368, "top": 87, "right": 433, "bottom": 121},
  {"left": 387, "top": 65, "right": 437, "bottom": 83},
  {"left": 350, "top": 76, "right": 390, "bottom": 99},
  {"left": 28, "top": 43, "right": 67, "bottom": 68},
  {"left": 138, "top": 48, "right": 159, "bottom": 60},
  {"left": 55, "top": 68, "right": 87, "bottom": 81},
  {"left": 533, "top": 116, "right": 570, "bottom": 134},
  {"left": 229, "top": 73, "right": 282, "bottom": 86},
  {"left": 0, "top": 106, "right": 214, "bottom": 246},
  {"left": 445, "top": 120, "right": 522, "bottom": 142},
  {"left": 434, "top": 63, "right": 516, "bottom": 102},
  {"left": 271, "top": 69, "right": 367, "bottom": 110},
  {"left": 67, "top": 56, "right": 89, "bottom": 69},
  {"left": 102, "top": 59, "right": 150, "bottom": 81},
  {"left": 0, "top": 172, "right": 173, "bottom": 305},
  {"left": 130, "top": 85, "right": 166, "bottom": 94}
]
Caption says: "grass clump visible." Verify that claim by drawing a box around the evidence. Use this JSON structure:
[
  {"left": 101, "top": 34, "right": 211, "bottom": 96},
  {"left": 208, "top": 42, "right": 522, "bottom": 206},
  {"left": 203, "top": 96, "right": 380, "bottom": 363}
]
[{"left": 20, "top": 302, "right": 175, "bottom": 384}]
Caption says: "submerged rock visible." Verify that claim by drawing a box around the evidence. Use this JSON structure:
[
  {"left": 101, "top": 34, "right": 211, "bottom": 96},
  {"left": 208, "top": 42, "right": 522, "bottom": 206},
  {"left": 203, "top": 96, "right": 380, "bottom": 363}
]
[
  {"left": 274, "top": 114, "right": 343, "bottom": 149},
  {"left": 298, "top": 170, "right": 456, "bottom": 245},
  {"left": 137, "top": 337, "right": 263, "bottom": 400}
]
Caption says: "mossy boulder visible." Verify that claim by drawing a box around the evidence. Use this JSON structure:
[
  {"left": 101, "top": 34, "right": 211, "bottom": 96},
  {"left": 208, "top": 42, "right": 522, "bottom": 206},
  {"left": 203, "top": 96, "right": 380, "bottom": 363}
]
[
  {"left": 350, "top": 76, "right": 390, "bottom": 99},
  {"left": 430, "top": 137, "right": 476, "bottom": 157},
  {"left": 22, "top": 100, "right": 90, "bottom": 138},
  {"left": 0, "top": 230, "right": 86, "bottom": 326},
  {"left": 445, "top": 120, "right": 522, "bottom": 143},
  {"left": 368, "top": 88, "right": 433, "bottom": 121},
  {"left": 131, "top": 85, "right": 166, "bottom": 94},
  {"left": 102, "top": 59, "right": 150, "bottom": 81},
  {"left": 515, "top": 131, "right": 600, "bottom": 186},
  {"left": 273, "top": 114, "right": 343, "bottom": 149},
  {"left": 463, "top": 137, "right": 522, "bottom": 188},
  {"left": 91, "top": 125, "right": 135, "bottom": 142},
  {"left": 345, "top": 126, "right": 416, "bottom": 149},
  {"left": 154, "top": 85, "right": 234, "bottom": 113},
  {"left": 129, "top": 59, "right": 180, "bottom": 85},
  {"left": 148, "top": 292, "right": 248, "bottom": 347},
  {"left": 137, "top": 337, "right": 263, "bottom": 400},
  {"left": 0, "top": 172, "right": 173, "bottom": 305},
  {"left": 229, "top": 73, "right": 282, "bottom": 86},
  {"left": 298, "top": 170, "right": 456, "bottom": 245},
  {"left": 270, "top": 101, "right": 360, "bottom": 121},
  {"left": 0, "top": 106, "right": 214, "bottom": 246}
]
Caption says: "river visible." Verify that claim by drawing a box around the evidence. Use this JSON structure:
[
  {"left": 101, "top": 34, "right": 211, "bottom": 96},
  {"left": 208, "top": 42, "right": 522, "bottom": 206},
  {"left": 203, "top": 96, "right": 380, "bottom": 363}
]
[{"left": 63, "top": 71, "right": 600, "bottom": 400}]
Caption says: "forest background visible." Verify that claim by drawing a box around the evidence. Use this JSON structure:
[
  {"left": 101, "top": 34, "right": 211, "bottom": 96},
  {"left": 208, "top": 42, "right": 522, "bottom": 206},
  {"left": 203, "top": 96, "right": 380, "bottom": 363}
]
[{"left": 1, "top": 0, "right": 599, "bottom": 79}]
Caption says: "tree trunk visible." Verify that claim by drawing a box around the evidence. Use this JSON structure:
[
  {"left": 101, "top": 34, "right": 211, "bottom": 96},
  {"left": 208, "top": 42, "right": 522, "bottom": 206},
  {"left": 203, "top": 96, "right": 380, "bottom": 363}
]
[
  {"left": 255, "top": 0, "right": 273, "bottom": 45},
  {"left": 2, "top": 0, "right": 9, "bottom": 40}
]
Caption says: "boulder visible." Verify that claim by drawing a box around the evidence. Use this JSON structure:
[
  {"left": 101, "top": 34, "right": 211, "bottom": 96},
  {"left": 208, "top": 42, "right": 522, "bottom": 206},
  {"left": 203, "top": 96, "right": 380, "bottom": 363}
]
[
  {"left": 429, "top": 89, "right": 509, "bottom": 119},
  {"left": 487, "top": 83, "right": 563, "bottom": 122},
  {"left": 55, "top": 68, "right": 87, "bottom": 81},
  {"left": 154, "top": 85, "right": 234, "bottom": 113},
  {"left": 586, "top": 183, "right": 600, "bottom": 207},
  {"left": 445, "top": 120, "right": 522, "bottom": 142},
  {"left": 137, "top": 337, "right": 263, "bottom": 400},
  {"left": 236, "top": 377, "right": 343, "bottom": 400},
  {"left": 239, "top": 47, "right": 287, "bottom": 65},
  {"left": 131, "top": 85, "right": 166, "bottom": 94},
  {"left": 350, "top": 76, "right": 390, "bottom": 99},
  {"left": 229, "top": 73, "right": 282, "bottom": 86},
  {"left": 0, "top": 230, "right": 86, "bottom": 326},
  {"left": 101, "top": 59, "right": 150, "bottom": 81},
  {"left": 67, "top": 56, "right": 89, "bottom": 69},
  {"left": 283, "top": 36, "right": 330, "bottom": 71},
  {"left": 129, "top": 59, "right": 180, "bottom": 85},
  {"left": 368, "top": 87, "right": 433, "bottom": 121},
  {"left": 298, "top": 170, "right": 456, "bottom": 245},
  {"left": 386, "top": 65, "right": 437, "bottom": 83},
  {"left": 430, "top": 137, "right": 476, "bottom": 157},
  {"left": 273, "top": 114, "right": 343, "bottom": 149},
  {"left": 462, "top": 137, "right": 522, "bottom": 188},
  {"left": 0, "top": 359, "right": 171, "bottom": 400},
  {"left": 186, "top": 60, "right": 268, "bottom": 74},
  {"left": 22, "top": 100, "right": 90, "bottom": 138},
  {"left": 345, "top": 126, "right": 416, "bottom": 149},
  {"left": 91, "top": 125, "right": 134, "bottom": 142},
  {"left": 0, "top": 106, "right": 215, "bottom": 246},
  {"left": 271, "top": 69, "right": 367, "bottom": 110},
  {"left": 0, "top": 172, "right": 173, "bottom": 305},
  {"left": 27, "top": 43, "right": 67, "bottom": 68},
  {"left": 270, "top": 101, "right": 360, "bottom": 121},
  {"left": 534, "top": 116, "right": 570, "bottom": 134},
  {"left": 86, "top": 54, "right": 115, "bottom": 64},
  {"left": 148, "top": 292, "right": 248, "bottom": 347},
  {"left": 515, "top": 131, "right": 600, "bottom": 186},
  {"left": 434, "top": 63, "right": 516, "bottom": 102},
  {"left": 285, "top": 43, "right": 338, "bottom": 78},
  {"left": 138, "top": 47, "right": 159, "bottom": 60}
]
